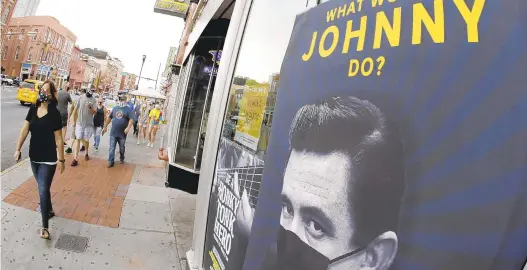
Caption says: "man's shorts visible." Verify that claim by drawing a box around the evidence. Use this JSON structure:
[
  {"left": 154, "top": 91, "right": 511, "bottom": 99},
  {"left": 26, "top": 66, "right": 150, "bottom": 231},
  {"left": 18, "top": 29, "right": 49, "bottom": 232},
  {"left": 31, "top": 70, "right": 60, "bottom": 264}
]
[
  {"left": 75, "top": 125, "right": 94, "bottom": 141},
  {"left": 60, "top": 113, "right": 68, "bottom": 128}
]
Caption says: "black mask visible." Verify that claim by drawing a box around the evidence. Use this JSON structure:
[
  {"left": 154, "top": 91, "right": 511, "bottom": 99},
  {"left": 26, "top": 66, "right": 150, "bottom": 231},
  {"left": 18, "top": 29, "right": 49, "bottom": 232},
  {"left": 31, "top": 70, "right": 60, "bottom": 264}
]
[
  {"left": 86, "top": 91, "right": 93, "bottom": 97},
  {"left": 276, "top": 226, "right": 365, "bottom": 270},
  {"left": 37, "top": 91, "right": 51, "bottom": 103}
]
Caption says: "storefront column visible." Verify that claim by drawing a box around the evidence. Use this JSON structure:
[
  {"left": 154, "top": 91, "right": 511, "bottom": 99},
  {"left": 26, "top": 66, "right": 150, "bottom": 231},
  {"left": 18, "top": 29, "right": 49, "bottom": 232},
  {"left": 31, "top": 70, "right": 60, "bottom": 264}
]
[{"left": 187, "top": 0, "right": 254, "bottom": 268}]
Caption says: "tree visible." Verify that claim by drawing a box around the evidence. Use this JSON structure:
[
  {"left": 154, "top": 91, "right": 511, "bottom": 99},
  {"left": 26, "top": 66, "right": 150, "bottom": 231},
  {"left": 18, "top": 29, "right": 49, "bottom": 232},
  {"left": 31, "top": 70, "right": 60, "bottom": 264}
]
[{"left": 246, "top": 79, "right": 269, "bottom": 88}]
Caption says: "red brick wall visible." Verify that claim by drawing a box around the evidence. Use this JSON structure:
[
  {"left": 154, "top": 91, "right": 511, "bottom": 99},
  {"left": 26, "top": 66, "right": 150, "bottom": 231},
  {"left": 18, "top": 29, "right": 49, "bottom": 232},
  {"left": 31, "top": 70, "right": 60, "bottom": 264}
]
[{"left": 1, "top": 0, "right": 18, "bottom": 73}]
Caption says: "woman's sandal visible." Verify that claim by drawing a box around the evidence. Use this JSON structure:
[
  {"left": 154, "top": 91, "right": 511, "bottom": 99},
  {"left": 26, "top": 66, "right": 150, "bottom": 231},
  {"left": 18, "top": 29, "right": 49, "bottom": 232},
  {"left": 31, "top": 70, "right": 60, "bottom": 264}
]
[
  {"left": 40, "top": 228, "right": 50, "bottom": 240},
  {"left": 49, "top": 211, "right": 55, "bottom": 219}
]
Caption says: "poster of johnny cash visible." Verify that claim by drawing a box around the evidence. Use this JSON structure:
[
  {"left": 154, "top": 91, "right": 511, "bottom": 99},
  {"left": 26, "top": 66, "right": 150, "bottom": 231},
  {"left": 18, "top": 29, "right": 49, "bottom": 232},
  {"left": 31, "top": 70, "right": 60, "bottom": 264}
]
[{"left": 206, "top": 0, "right": 527, "bottom": 269}]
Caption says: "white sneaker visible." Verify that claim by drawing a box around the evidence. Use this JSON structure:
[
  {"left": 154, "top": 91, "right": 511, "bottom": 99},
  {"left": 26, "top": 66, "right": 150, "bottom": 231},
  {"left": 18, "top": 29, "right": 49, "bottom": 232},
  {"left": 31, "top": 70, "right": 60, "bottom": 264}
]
[
  {"left": 137, "top": 141, "right": 140, "bottom": 145},
  {"left": 150, "top": 143, "right": 154, "bottom": 148}
]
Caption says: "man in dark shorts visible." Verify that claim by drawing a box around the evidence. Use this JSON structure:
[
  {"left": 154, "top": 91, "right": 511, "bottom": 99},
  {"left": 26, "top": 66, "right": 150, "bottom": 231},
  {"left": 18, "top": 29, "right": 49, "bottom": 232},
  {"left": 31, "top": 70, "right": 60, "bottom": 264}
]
[{"left": 57, "top": 86, "right": 72, "bottom": 151}]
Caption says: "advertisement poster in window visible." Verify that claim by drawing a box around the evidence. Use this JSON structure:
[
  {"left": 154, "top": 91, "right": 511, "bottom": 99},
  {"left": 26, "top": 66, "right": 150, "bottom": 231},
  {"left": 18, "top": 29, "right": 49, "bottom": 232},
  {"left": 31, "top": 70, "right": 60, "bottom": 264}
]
[
  {"left": 204, "top": 138, "right": 264, "bottom": 270},
  {"left": 234, "top": 88, "right": 269, "bottom": 151},
  {"left": 228, "top": 0, "right": 525, "bottom": 270}
]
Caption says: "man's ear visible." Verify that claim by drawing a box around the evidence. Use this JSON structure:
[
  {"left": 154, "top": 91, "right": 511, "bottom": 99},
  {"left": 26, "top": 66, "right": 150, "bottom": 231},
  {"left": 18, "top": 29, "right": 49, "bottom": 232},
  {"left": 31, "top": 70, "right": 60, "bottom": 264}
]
[{"left": 364, "top": 231, "right": 398, "bottom": 270}]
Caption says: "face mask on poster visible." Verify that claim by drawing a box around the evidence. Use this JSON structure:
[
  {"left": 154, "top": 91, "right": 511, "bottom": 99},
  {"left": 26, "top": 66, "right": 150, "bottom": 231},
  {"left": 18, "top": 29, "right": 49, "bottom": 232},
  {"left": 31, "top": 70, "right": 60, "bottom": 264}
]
[{"left": 276, "top": 226, "right": 366, "bottom": 270}]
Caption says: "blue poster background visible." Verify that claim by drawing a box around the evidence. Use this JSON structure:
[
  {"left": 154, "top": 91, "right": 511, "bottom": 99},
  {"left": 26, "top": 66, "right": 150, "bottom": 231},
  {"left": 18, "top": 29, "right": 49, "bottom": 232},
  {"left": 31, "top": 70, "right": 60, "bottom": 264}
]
[{"left": 242, "top": 0, "right": 527, "bottom": 269}]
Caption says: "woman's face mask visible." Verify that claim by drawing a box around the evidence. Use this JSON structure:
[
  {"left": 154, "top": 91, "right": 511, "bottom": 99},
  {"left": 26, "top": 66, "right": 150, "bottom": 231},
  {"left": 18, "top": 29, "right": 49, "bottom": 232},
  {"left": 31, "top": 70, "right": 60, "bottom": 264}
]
[{"left": 37, "top": 90, "right": 52, "bottom": 103}]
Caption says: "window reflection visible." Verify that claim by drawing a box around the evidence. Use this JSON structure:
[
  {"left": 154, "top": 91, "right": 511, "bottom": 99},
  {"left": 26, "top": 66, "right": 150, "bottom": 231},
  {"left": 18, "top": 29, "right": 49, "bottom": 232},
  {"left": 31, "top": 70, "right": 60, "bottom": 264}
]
[{"left": 219, "top": 0, "right": 305, "bottom": 159}]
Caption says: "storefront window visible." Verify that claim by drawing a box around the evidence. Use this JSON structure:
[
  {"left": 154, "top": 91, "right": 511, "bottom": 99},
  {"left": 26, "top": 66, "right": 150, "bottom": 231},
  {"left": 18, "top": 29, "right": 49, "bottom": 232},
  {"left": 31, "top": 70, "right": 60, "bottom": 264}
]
[
  {"left": 219, "top": 0, "right": 305, "bottom": 159},
  {"left": 174, "top": 36, "right": 224, "bottom": 171},
  {"left": 202, "top": 0, "right": 308, "bottom": 268}
]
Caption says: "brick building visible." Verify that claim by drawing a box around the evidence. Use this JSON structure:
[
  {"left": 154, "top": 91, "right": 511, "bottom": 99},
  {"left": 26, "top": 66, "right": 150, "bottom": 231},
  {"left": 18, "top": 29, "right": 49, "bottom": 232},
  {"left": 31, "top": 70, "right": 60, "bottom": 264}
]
[
  {"left": 2, "top": 16, "right": 76, "bottom": 88},
  {"left": 119, "top": 72, "right": 137, "bottom": 90},
  {"left": 67, "top": 46, "right": 85, "bottom": 89},
  {"left": 1, "top": 0, "right": 18, "bottom": 72},
  {"left": 82, "top": 55, "right": 101, "bottom": 90},
  {"left": 82, "top": 48, "right": 121, "bottom": 93}
]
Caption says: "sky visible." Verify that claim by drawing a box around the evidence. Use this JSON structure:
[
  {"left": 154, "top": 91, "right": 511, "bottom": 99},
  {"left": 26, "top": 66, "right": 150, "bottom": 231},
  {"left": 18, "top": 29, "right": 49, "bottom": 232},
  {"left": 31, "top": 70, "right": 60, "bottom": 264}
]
[
  {"left": 235, "top": 0, "right": 304, "bottom": 83},
  {"left": 36, "top": 0, "right": 185, "bottom": 89}
]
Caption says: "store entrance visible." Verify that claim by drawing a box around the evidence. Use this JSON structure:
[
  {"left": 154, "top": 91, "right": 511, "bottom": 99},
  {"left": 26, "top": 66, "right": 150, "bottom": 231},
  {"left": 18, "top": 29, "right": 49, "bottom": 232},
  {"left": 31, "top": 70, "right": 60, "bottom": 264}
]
[
  {"left": 174, "top": 36, "right": 223, "bottom": 171},
  {"left": 166, "top": 19, "right": 230, "bottom": 192}
]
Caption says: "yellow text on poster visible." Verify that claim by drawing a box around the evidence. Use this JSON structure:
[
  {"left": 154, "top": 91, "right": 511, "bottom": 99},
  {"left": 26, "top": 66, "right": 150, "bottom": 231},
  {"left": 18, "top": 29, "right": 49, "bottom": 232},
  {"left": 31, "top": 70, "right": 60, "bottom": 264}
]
[
  {"left": 236, "top": 88, "right": 268, "bottom": 139},
  {"left": 209, "top": 250, "right": 221, "bottom": 270},
  {"left": 300, "top": 0, "right": 486, "bottom": 77}
]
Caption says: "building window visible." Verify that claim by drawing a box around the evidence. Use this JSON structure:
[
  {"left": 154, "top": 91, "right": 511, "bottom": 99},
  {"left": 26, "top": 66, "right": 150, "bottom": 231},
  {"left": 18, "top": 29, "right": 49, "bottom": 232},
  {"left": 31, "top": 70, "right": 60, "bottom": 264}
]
[
  {"left": 28, "top": 47, "right": 33, "bottom": 61},
  {"left": 3, "top": 46, "right": 7, "bottom": 60},
  {"left": 1, "top": 5, "right": 10, "bottom": 24},
  {"left": 19, "top": 29, "right": 25, "bottom": 40},
  {"left": 39, "top": 48, "right": 44, "bottom": 61},
  {"left": 45, "top": 29, "right": 50, "bottom": 42},
  {"left": 33, "top": 29, "right": 38, "bottom": 40},
  {"left": 7, "top": 29, "right": 12, "bottom": 40},
  {"left": 14, "top": 46, "right": 20, "bottom": 60}
]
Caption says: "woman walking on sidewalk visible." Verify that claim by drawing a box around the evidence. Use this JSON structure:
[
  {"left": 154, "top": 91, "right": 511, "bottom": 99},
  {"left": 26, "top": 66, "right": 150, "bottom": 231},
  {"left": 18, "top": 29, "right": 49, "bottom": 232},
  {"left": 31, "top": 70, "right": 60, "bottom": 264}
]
[
  {"left": 137, "top": 103, "right": 149, "bottom": 144},
  {"left": 93, "top": 97, "right": 106, "bottom": 151},
  {"left": 147, "top": 104, "right": 162, "bottom": 148},
  {"left": 14, "top": 80, "right": 65, "bottom": 240}
]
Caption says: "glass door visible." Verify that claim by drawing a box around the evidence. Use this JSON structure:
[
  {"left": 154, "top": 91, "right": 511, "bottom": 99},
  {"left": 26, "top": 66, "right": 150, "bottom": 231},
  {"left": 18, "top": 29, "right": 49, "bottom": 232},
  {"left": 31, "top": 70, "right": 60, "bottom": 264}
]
[{"left": 174, "top": 37, "right": 225, "bottom": 171}]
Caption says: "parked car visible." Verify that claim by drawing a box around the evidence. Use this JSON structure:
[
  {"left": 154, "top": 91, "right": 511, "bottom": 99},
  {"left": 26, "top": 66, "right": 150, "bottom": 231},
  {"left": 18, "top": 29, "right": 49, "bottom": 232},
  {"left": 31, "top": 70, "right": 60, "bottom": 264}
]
[
  {"left": 12, "top": 77, "right": 20, "bottom": 86},
  {"left": 1, "top": 75, "right": 13, "bottom": 86},
  {"left": 17, "top": 80, "right": 43, "bottom": 105}
]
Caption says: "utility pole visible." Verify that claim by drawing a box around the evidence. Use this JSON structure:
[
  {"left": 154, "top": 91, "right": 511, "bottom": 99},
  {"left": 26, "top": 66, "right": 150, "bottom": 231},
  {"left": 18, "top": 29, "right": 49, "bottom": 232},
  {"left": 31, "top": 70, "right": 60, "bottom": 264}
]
[
  {"left": 136, "top": 55, "right": 146, "bottom": 90},
  {"left": 154, "top": 62, "right": 161, "bottom": 91}
]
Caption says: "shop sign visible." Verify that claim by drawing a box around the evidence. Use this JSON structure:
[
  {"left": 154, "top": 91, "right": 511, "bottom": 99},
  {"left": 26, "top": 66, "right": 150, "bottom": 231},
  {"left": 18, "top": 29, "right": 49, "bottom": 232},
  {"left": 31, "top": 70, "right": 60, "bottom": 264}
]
[
  {"left": 37, "top": 65, "right": 51, "bottom": 75},
  {"left": 210, "top": 50, "right": 222, "bottom": 65},
  {"left": 202, "top": 65, "right": 218, "bottom": 75},
  {"left": 153, "top": 0, "right": 189, "bottom": 19},
  {"left": 20, "top": 63, "right": 32, "bottom": 74},
  {"left": 233, "top": 88, "right": 268, "bottom": 151},
  {"left": 203, "top": 0, "right": 527, "bottom": 270}
]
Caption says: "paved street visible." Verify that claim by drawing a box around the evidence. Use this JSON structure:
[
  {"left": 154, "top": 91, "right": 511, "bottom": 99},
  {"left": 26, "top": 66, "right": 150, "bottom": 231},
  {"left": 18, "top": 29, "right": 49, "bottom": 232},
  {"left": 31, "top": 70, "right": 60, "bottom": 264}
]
[{"left": 1, "top": 85, "right": 30, "bottom": 171}]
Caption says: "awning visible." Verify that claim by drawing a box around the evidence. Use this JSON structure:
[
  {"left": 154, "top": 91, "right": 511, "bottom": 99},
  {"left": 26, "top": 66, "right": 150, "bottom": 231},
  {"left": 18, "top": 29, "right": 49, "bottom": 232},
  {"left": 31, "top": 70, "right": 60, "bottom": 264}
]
[
  {"left": 130, "top": 89, "right": 167, "bottom": 100},
  {"left": 183, "top": 0, "right": 235, "bottom": 63}
]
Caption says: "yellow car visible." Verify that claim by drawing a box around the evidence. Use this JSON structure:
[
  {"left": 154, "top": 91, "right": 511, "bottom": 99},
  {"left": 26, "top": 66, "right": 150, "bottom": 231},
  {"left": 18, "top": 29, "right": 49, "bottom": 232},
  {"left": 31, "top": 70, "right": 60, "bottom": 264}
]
[{"left": 17, "top": 80, "right": 43, "bottom": 105}]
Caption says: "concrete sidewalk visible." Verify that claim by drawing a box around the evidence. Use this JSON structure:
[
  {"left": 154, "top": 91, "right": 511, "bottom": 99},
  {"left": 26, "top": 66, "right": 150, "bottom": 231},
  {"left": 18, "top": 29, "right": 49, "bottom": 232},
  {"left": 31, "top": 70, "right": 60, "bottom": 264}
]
[{"left": 1, "top": 128, "right": 196, "bottom": 270}]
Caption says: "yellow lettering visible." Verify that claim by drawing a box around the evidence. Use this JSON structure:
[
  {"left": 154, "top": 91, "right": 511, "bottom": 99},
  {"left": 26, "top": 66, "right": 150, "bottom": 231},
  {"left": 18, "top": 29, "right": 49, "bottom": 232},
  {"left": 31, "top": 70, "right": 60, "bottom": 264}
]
[
  {"left": 338, "top": 4, "right": 347, "bottom": 18},
  {"left": 412, "top": 0, "right": 445, "bottom": 45},
  {"left": 319, "top": 26, "right": 339, "bottom": 58},
  {"left": 346, "top": 2, "right": 356, "bottom": 16},
  {"left": 342, "top": 16, "right": 368, "bottom": 53},
  {"left": 374, "top": 7, "right": 402, "bottom": 49},
  {"left": 327, "top": 9, "right": 337, "bottom": 22},
  {"left": 357, "top": 0, "right": 364, "bottom": 11},
  {"left": 302, "top": 32, "right": 318, "bottom": 61},
  {"left": 453, "top": 0, "right": 485, "bottom": 42},
  {"left": 372, "top": 0, "right": 384, "bottom": 7},
  {"left": 388, "top": 0, "right": 397, "bottom": 2},
  {"left": 348, "top": 59, "right": 360, "bottom": 77}
]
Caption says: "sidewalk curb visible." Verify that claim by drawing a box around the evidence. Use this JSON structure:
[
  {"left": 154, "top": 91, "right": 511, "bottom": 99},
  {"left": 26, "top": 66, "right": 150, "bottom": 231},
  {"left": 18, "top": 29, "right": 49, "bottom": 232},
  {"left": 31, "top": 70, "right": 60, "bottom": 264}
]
[{"left": 1, "top": 158, "right": 29, "bottom": 176}]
